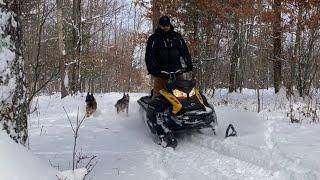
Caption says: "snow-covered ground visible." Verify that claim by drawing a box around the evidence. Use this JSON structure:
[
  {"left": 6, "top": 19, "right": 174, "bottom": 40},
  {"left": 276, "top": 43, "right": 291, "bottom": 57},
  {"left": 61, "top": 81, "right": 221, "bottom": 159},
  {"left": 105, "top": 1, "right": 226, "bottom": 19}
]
[
  {"left": 24, "top": 90, "right": 320, "bottom": 179},
  {"left": 0, "top": 131, "right": 58, "bottom": 180}
]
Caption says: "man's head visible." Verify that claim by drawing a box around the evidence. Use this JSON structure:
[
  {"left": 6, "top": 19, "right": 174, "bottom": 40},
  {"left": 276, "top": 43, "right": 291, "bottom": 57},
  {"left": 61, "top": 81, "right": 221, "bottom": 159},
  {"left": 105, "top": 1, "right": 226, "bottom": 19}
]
[{"left": 159, "top": 16, "right": 171, "bottom": 32}]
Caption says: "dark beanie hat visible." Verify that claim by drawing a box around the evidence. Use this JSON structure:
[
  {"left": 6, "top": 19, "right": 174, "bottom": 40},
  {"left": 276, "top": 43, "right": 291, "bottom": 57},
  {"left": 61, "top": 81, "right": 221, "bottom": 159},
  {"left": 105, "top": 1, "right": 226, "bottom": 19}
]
[{"left": 159, "top": 16, "right": 171, "bottom": 26}]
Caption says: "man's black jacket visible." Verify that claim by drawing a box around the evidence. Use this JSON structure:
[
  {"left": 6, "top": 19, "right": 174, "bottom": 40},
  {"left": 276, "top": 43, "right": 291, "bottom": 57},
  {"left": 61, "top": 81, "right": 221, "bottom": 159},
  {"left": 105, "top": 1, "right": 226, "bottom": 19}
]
[{"left": 145, "top": 26, "right": 193, "bottom": 77}]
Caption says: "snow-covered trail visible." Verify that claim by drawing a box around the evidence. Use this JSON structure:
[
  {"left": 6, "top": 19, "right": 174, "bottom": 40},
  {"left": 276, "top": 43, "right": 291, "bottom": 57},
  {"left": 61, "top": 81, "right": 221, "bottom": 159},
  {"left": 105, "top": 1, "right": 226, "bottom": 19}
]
[{"left": 29, "top": 93, "right": 320, "bottom": 180}]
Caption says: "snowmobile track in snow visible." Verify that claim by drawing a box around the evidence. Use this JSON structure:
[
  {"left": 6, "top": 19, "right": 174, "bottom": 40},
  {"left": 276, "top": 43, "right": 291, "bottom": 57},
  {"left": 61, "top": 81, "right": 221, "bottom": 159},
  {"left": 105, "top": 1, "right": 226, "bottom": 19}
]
[
  {"left": 149, "top": 142, "right": 273, "bottom": 180},
  {"left": 137, "top": 98, "right": 319, "bottom": 179},
  {"left": 184, "top": 132, "right": 319, "bottom": 180}
]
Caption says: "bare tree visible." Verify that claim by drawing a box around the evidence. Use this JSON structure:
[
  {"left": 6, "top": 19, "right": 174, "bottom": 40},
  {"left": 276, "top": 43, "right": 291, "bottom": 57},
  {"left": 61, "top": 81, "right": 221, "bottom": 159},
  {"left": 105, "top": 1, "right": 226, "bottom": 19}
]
[
  {"left": 63, "top": 107, "right": 97, "bottom": 179},
  {"left": 70, "top": 0, "right": 82, "bottom": 95},
  {"left": 229, "top": 17, "right": 240, "bottom": 93},
  {"left": 151, "top": 0, "right": 161, "bottom": 31},
  {"left": 57, "top": 0, "right": 68, "bottom": 98},
  {"left": 63, "top": 107, "right": 86, "bottom": 171},
  {"left": 272, "top": 0, "right": 282, "bottom": 93}
]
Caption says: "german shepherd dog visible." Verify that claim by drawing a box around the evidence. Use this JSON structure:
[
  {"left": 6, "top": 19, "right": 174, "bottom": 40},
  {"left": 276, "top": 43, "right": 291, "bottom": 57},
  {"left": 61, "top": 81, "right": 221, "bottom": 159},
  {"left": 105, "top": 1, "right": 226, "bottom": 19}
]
[
  {"left": 85, "top": 92, "right": 97, "bottom": 117},
  {"left": 115, "top": 93, "right": 129, "bottom": 115}
]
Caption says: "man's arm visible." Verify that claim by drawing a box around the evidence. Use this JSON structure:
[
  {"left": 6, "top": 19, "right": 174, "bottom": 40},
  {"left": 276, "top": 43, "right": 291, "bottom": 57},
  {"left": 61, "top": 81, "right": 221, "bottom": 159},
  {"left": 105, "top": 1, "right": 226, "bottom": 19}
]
[
  {"left": 145, "top": 36, "right": 159, "bottom": 76},
  {"left": 178, "top": 34, "right": 193, "bottom": 71}
]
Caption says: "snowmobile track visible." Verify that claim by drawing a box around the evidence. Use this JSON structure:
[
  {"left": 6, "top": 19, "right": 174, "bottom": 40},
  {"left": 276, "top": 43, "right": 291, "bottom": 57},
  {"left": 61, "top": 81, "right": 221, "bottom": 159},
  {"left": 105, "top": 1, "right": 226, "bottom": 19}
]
[
  {"left": 138, "top": 99, "right": 319, "bottom": 179},
  {"left": 150, "top": 142, "right": 274, "bottom": 180},
  {"left": 184, "top": 133, "right": 319, "bottom": 180}
]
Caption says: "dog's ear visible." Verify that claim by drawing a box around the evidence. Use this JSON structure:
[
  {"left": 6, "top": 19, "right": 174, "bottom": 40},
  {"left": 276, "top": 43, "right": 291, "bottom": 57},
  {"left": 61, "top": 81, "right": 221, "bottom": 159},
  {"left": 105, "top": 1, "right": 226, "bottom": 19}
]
[{"left": 87, "top": 92, "right": 90, "bottom": 96}]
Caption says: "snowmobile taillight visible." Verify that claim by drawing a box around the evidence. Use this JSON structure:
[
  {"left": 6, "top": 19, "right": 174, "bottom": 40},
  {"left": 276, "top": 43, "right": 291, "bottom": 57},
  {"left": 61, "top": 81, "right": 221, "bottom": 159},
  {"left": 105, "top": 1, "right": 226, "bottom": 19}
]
[{"left": 173, "top": 89, "right": 188, "bottom": 99}]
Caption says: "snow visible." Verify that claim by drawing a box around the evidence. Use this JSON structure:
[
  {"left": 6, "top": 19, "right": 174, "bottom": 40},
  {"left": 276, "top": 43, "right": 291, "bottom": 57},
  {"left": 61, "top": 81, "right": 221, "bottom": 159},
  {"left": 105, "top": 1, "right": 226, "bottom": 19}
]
[
  {"left": 0, "top": 130, "right": 90, "bottom": 180},
  {"left": 23, "top": 91, "right": 320, "bottom": 179},
  {"left": 0, "top": 131, "right": 58, "bottom": 180},
  {"left": 0, "top": 8, "right": 17, "bottom": 101},
  {"left": 57, "top": 168, "right": 88, "bottom": 180},
  {"left": 0, "top": 130, "right": 89, "bottom": 180}
]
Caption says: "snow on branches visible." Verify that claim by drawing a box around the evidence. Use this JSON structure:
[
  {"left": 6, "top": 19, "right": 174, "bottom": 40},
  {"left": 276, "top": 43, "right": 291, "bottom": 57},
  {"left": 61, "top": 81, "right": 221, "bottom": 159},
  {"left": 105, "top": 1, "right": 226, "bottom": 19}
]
[{"left": 0, "top": 1, "right": 28, "bottom": 145}]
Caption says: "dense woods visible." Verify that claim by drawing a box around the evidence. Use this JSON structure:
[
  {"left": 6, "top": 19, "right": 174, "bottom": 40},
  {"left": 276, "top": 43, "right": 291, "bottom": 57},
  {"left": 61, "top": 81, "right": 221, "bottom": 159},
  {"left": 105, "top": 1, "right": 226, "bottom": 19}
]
[
  {"left": 1, "top": 2, "right": 320, "bottom": 179},
  {"left": 22, "top": 0, "right": 148, "bottom": 98},
  {"left": 2, "top": 1, "right": 320, "bottom": 145},
  {"left": 140, "top": 0, "right": 320, "bottom": 96},
  {"left": 20, "top": 0, "right": 320, "bottom": 99}
]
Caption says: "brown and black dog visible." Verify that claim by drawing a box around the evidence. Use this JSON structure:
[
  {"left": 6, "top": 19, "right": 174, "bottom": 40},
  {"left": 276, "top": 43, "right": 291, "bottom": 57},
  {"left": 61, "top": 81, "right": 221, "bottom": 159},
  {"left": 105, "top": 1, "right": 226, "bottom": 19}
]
[
  {"left": 85, "top": 92, "right": 97, "bottom": 117},
  {"left": 115, "top": 93, "right": 129, "bottom": 115}
]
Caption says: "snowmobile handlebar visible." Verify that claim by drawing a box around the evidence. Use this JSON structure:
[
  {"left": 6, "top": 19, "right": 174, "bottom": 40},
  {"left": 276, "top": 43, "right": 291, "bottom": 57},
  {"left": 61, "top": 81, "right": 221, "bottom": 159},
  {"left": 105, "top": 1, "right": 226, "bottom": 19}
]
[
  {"left": 160, "top": 69, "right": 187, "bottom": 82},
  {"left": 160, "top": 69, "right": 186, "bottom": 75}
]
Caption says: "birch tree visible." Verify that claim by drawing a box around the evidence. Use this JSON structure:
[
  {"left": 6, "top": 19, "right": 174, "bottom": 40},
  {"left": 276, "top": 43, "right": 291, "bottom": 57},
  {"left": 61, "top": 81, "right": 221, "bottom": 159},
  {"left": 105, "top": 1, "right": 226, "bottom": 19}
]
[{"left": 0, "top": 0, "right": 28, "bottom": 145}]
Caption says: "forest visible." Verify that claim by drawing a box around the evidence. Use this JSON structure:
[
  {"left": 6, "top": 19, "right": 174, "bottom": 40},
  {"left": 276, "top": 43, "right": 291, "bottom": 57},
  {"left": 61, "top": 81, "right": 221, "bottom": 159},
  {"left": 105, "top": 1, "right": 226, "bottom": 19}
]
[
  {"left": 21, "top": 0, "right": 320, "bottom": 98},
  {"left": 1, "top": 0, "right": 320, "bottom": 179}
]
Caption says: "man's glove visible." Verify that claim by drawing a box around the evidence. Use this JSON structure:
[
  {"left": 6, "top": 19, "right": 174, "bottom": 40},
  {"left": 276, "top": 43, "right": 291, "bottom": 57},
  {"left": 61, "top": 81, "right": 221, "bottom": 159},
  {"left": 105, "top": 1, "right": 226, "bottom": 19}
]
[{"left": 185, "top": 65, "right": 193, "bottom": 72}]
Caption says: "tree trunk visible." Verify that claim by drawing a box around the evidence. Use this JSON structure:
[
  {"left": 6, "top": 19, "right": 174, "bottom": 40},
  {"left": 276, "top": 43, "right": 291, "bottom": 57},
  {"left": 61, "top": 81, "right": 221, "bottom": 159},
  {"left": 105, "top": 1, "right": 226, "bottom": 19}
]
[
  {"left": 151, "top": 0, "right": 160, "bottom": 32},
  {"left": 295, "top": 5, "right": 302, "bottom": 96},
  {"left": 56, "top": 0, "right": 68, "bottom": 98},
  {"left": 229, "top": 17, "right": 239, "bottom": 93},
  {"left": 272, "top": 0, "right": 282, "bottom": 94},
  {"left": 302, "top": 29, "right": 316, "bottom": 96},
  {"left": 193, "top": 19, "right": 200, "bottom": 81},
  {"left": 71, "top": 0, "right": 81, "bottom": 94},
  {"left": 257, "top": 88, "right": 261, "bottom": 112},
  {"left": 0, "top": 0, "right": 28, "bottom": 145}
]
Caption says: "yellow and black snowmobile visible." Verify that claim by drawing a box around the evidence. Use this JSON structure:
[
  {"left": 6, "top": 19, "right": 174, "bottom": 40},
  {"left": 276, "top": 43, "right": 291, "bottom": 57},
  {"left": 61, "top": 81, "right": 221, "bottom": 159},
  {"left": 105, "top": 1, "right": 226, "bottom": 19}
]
[{"left": 138, "top": 69, "right": 232, "bottom": 148}]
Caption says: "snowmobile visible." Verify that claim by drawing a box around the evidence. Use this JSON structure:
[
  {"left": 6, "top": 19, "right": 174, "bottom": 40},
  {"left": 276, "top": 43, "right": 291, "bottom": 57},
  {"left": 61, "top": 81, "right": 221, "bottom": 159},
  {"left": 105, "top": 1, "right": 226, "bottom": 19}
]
[{"left": 138, "top": 69, "right": 236, "bottom": 148}]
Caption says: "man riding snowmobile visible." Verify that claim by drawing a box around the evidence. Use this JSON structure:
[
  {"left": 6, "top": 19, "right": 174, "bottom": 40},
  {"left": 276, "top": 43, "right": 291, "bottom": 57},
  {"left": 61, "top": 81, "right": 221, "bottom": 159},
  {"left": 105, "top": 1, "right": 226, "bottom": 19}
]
[
  {"left": 145, "top": 15, "right": 193, "bottom": 98},
  {"left": 141, "top": 16, "right": 214, "bottom": 148},
  {"left": 139, "top": 16, "right": 235, "bottom": 148}
]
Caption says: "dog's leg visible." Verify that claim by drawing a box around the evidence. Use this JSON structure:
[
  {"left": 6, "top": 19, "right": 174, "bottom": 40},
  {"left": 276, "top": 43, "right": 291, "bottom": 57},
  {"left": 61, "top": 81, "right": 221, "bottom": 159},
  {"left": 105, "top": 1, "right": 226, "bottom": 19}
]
[
  {"left": 86, "top": 107, "right": 89, "bottom": 117},
  {"left": 86, "top": 108, "right": 93, "bottom": 117}
]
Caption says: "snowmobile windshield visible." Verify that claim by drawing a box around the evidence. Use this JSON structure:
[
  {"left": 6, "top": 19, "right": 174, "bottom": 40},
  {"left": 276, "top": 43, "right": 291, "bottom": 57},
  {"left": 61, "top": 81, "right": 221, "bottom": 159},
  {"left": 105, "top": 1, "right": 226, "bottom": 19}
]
[{"left": 172, "top": 80, "right": 196, "bottom": 94}]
